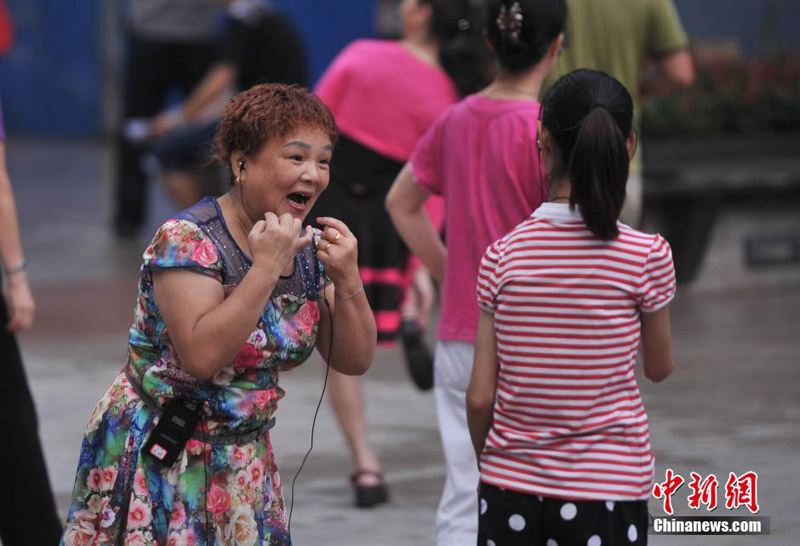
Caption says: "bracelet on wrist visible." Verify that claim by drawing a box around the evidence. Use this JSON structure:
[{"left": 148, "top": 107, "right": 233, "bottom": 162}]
[
  {"left": 335, "top": 284, "right": 364, "bottom": 301},
  {"left": 4, "top": 260, "right": 26, "bottom": 276}
]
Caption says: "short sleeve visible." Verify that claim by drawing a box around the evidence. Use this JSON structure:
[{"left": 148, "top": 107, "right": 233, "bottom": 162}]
[
  {"left": 143, "top": 219, "right": 223, "bottom": 280},
  {"left": 409, "top": 110, "right": 448, "bottom": 196},
  {"left": 314, "top": 41, "right": 362, "bottom": 116},
  {"left": 217, "top": 17, "right": 249, "bottom": 68},
  {"left": 637, "top": 234, "right": 676, "bottom": 313},
  {"left": 647, "top": 0, "right": 689, "bottom": 57},
  {"left": 477, "top": 241, "right": 502, "bottom": 314}
]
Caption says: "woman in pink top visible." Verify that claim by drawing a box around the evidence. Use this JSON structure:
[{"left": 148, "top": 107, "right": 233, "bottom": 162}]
[
  {"left": 313, "top": 0, "right": 491, "bottom": 508},
  {"left": 387, "top": 1, "right": 566, "bottom": 543}
]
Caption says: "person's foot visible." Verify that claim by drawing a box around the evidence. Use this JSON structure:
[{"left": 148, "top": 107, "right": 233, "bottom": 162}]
[
  {"left": 400, "top": 319, "right": 434, "bottom": 391},
  {"left": 350, "top": 469, "right": 389, "bottom": 508}
]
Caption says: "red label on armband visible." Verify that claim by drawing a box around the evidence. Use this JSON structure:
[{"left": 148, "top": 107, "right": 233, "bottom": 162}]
[{"left": 149, "top": 443, "right": 168, "bottom": 460}]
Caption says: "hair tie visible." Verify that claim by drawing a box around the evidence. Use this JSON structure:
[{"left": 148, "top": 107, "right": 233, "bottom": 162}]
[
  {"left": 457, "top": 18, "right": 470, "bottom": 31},
  {"left": 496, "top": 1, "right": 523, "bottom": 43}
]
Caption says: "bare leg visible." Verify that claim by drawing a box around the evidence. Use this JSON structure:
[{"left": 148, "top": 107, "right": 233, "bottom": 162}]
[
  {"left": 327, "top": 368, "right": 382, "bottom": 486},
  {"left": 400, "top": 265, "right": 436, "bottom": 329},
  {"left": 399, "top": 265, "right": 436, "bottom": 391}
]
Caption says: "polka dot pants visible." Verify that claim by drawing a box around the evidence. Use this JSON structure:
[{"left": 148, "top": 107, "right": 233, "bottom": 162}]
[{"left": 477, "top": 482, "right": 649, "bottom": 546}]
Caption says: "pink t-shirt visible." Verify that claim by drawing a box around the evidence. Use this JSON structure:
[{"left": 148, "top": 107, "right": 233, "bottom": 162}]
[
  {"left": 315, "top": 39, "right": 458, "bottom": 163},
  {"left": 411, "top": 94, "right": 548, "bottom": 341}
]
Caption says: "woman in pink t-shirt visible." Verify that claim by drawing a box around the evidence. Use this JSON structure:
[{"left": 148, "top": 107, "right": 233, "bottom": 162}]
[
  {"left": 387, "top": 1, "right": 566, "bottom": 543},
  {"left": 313, "top": 0, "right": 491, "bottom": 509}
]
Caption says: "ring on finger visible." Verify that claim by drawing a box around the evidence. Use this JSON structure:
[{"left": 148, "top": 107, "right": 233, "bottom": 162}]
[
  {"left": 325, "top": 242, "right": 333, "bottom": 251},
  {"left": 334, "top": 232, "right": 341, "bottom": 241}
]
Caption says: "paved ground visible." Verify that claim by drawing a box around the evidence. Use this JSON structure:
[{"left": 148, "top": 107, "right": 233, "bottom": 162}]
[{"left": 5, "top": 138, "right": 800, "bottom": 545}]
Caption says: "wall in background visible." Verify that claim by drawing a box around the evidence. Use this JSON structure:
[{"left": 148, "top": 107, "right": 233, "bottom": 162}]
[
  {"left": 0, "top": 1, "right": 374, "bottom": 136},
  {"left": 275, "top": 0, "right": 374, "bottom": 85},
  {"left": 674, "top": 0, "right": 799, "bottom": 56},
  {"left": 1, "top": 0, "right": 798, "bottom": 136},
  {"left": 0, "top": 0, "right": 101, "bottom": 135}
]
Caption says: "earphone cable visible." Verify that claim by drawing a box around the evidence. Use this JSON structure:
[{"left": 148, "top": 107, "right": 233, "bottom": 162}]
[{"left": 288, "top": 294, "right": 333, "bottom": 535}]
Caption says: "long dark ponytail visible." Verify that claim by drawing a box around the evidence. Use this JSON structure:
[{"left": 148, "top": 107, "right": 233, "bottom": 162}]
[
  {"left": 421, "top": 0, "right": 493, "bottom": 96},
  {"left": 541, "top": 69, "right": 633, "bottom": 240}
]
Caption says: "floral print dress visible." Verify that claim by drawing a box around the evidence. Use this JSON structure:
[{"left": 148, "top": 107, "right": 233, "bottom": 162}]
[{"left": 62, "top": 198, "right": 327, "bottom": 546}]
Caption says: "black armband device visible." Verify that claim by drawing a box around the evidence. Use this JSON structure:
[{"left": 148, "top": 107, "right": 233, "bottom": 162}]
[{"left": 143, "top": 399, "right": 202, "bottom": 467}]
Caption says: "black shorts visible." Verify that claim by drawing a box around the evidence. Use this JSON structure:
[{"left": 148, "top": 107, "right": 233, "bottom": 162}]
[
  {"left": 151, "top": 121, "right": 218, "bottom": 172},
  {"left": 478, "top": 482, "right": 649, "bottom": 545}
]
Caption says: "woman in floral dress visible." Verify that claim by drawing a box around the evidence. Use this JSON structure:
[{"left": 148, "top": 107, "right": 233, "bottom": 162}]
[{"left": 61, "top": 84, "right": 376, "bottom": 545}]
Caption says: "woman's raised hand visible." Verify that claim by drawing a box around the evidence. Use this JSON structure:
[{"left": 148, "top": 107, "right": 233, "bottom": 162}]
[
  {"left": 249, "top": 212, "right": 314, "bottom": 275},
  {"left": 316, "top": 216, "right": 361, "bottom": 293}
]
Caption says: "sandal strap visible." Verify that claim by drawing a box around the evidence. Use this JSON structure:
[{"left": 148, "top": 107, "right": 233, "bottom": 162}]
[{"left": 350, "top": 469, "right": 384, "bottom": 483}]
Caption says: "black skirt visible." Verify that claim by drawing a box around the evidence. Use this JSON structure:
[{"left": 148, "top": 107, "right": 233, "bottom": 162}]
[
  {"left": 311, "top": 134, "right": 408, "bottom": 343},
  {"left": 478, "top": 482, "right": 649, "bottom": 545}
]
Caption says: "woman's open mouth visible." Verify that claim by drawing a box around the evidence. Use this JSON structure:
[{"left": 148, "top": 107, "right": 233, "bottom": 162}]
[{"left": 287, "top": 192, "right": 312, "bottom": 211}]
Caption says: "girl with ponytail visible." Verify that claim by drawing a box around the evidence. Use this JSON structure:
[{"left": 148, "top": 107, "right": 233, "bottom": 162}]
[
  {"left": 312, "top": 0, "right": 492, "bottom": 509},
  {"left": 540, "top": 68, "right": 634, "bottom": 239},
  {"left": 387, "top": 1, "right": 566, "bottom": 543},
  {"left": 467, "top": 69, "right": 676, "bottom": 545}
]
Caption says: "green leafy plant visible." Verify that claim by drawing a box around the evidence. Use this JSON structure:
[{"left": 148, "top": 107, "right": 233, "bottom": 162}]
[{"left": 642, "top": 53, "right": 800, "bottom": 137}]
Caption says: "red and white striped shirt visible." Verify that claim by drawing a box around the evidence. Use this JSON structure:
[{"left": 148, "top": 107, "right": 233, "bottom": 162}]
[{"left": 476, "top": 203, "right": 676, "bottom": 500}]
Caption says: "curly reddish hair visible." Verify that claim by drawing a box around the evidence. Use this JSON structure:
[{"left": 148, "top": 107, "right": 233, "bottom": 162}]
[{"left": 213, "top": 83, "right": 338, "bottom": 166}]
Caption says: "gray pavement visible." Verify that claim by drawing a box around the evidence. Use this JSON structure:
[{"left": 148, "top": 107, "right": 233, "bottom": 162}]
[{"left": 6, "top": 138, "right": 800, "bottom": 545}]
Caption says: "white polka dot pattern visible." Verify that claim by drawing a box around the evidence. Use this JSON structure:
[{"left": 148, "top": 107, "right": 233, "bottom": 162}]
[
  {"left": 547, "top": 540, "right": 558, "bottom": 546},
  {"left": 508, "top": 514, "right": 526, "bottom": 531},
  {"left": 480, "top": 498, "right": 487, "bottom": 515},
  {"left": 628, "top": 524, "right": 638, "bottom": 542},
  {"left": 487, "top": 541, "right": 496, "bottom": 546},
  {"left": 588, "top": 535, "right": 602, "bottom": 546},
  {"left": 560, "top": 502, "right": 577, "bottom": 521},
  {"left": 605, "top": 501, "right": 614, "bottom": 511}
]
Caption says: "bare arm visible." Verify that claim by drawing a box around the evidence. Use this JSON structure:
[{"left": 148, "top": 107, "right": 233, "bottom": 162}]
[
  {"left": 153, "top": 213, "right": 312, "bottom": 380},
  {"left": 641, "top": 49, "right": 695, "bottom": 100},
  {"left": 150, "top": 64, "right": 236, "bottom": 136},
  {"left": 467, "top": 310, "right": 500, "bottom": 461},
  {"left": 315, "top": 282, "right": 376, "bottom": 375},
  {"left": 640, "top": 306, "right": 674, "bottom": 382},
  {"left": 154, "top": 267, "right": 276, "bottom": 380},
  {"left": 180, "top": 64, "right": 237, "bottom": 122},
  {"left": 314, "top": 217, "right": 376, "bottom": 375},
  {"left": 385, "top": 164, "right": 446, "bottom": 283},
  {"left": 0, "top": 142, "right": 35, "bottom": 332}
]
